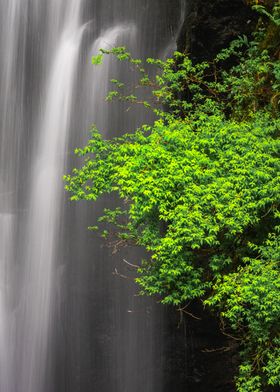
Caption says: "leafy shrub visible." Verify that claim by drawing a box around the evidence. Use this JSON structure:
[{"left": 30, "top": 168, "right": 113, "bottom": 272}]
[{"left": 65, "top": 5, "right": 280, "bottom": 391}]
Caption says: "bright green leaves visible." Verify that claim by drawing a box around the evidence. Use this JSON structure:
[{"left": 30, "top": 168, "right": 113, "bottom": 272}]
[
  {"left": 66, "top": 18, "right": 280, "bottom": 391},
  {"left": 207, "top": 234, "right": 280, "bottom": 391},
  {"left": 92, "top": 54, "right": 103, "bottom": 65},
  {"left": 237, "top": 364, "right": 262, "bottom": 392},
  {"left": 65, "top": 113, "right": 280, "bottom": 308}
]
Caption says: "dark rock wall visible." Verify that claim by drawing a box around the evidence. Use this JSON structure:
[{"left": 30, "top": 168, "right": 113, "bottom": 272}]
[
  {"left": 178, "top": 0, "right": 257, "bottom": 61},
  {"left": 164, "top": 303, "right": 238, "bottom": 392}
]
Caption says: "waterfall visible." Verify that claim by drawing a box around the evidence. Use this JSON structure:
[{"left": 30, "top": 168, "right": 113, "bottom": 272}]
[
  {"left": 0, "top": 214, "right": 14, "bottom": 392},
  {"left": 0, "top": 1, "right": 183, "bottom": 391},
  {"left": 17, "top": 4, "right": 86, "bottom": 392}
]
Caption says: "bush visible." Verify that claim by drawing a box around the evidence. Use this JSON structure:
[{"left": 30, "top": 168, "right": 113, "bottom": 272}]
[{"left": 65, "top": 5, "right": 280, "bottom": 390}]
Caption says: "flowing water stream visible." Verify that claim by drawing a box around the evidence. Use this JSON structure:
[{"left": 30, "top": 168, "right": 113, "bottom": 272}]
[{"left": 0, "top": 1, "right": 183, "bottom": 391}]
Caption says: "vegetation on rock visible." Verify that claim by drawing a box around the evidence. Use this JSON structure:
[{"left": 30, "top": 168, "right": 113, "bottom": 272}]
[{"left": 65, "top": 4, "right": 280, "bottom": 391}]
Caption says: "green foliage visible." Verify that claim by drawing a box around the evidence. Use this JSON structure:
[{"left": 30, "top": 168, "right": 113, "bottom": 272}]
[
  {"left": 66, "top": 113, "right": 280, "bottom": 307},
  {"left": 92, "top": 53, "right": 103, "bottom": 65},
  {"left": 207, "top": 232, "right": 280, "bottom": 390},
  {"left": 65, "top": 9, "right": 280, "bottom": 391},
  {"left": 252, "top": 3, "right": 280, "bottom": 26}
]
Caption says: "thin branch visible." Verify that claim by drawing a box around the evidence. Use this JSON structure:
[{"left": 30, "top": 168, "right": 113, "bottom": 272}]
[
  {"left": 219, "top": 319, "right": 242, "bottom": 341},
  {"left": 260, "top": 205, "right": 275, "bottom": 219},
  {"left": 202, "top": 346, "right": 232, "bottom": 353},
  {"left": 180, "top": 309, "right": 202, "bottom": 320},
  {"left": 177, "top": 303, "right": 202, "bottom": 321},
  {"left": 221, "top": 331, "right": 242, "bottom": 341},
  {"left": 123, "top": 258, "right": 140, "bottom": 269},
  {"left": 113, "top": 268, "right": 130, "bottom": 280}
]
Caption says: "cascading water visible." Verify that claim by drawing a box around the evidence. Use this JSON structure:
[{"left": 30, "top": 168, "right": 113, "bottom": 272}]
[
  {"left": 0, "top": 1, "right": 183, "bottom": 391},
  {"left": 17, "top": 4, "right": 86, "bottom": 392}
]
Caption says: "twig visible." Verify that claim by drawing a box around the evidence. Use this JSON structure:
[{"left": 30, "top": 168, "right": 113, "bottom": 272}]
[
  {"left": 180, "top": 309, "right": 202, "bottom": 320},
  {"left": 202, "top": 346, "right": 232, "bottom": 353},
  {"left": 113, "top": 268, "right": 129, "bottom": 280},
  {"left": 221, "top": 330, "right": 242, "bottom": 341},
  {"left": 177, "top": 303, "right": 202, "bottom": 321},
  {"left": 123, "top": 258, "right": 140, "bottom": 269}
]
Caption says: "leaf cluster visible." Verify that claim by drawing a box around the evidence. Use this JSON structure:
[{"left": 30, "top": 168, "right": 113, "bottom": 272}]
[{"left": 207, "top": 231, "right": 280, "bottom": 390}]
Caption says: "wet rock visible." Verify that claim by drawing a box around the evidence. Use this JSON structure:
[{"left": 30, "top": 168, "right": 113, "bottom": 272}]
[{"left": 178, "top": 0, "right": 257, "bottom": 61}]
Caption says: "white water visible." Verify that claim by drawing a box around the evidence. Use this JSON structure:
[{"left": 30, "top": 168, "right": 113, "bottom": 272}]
[
  {"left": 0, "top": 2, "right": 26, "bottom": 390},
  {"left": 16, "top": 4, "right": 86, "bottom": 392},
  {"left": 0, "top": 1, "right": 183, "bottom": 391},
  {"left": 84, "top": 24, "right": 136, "bottom": 136},
  {"left": 0, "top": 214, "right": 14, "bottom": 392}
]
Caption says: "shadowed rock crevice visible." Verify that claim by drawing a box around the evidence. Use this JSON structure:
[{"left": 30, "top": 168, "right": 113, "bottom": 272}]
[{"left": 178, "top": 0, "right": 257, "bottom": 61}]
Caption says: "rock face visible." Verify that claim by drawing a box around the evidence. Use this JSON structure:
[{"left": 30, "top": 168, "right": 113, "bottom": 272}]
[
  {"left": 178, "top": 0, "right": 257, "bottom": 61},
  {"left": 164, "top": 303, "right": 238, "bottom": 392}
]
